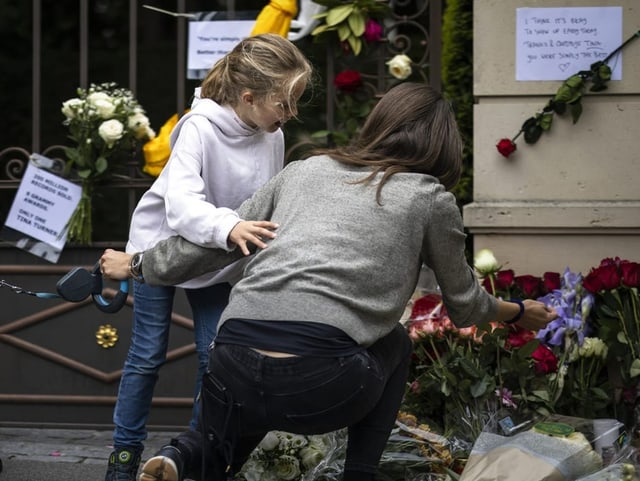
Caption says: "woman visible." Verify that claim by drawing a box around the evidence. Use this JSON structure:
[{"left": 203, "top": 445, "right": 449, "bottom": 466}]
[{"left": 101, "top": 82, "right": 557, "bottom": 481}]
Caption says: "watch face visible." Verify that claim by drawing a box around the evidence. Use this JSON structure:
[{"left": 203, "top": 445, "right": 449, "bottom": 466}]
[{"left": 132, "top": 253, "right": 143, "bottom": 272}]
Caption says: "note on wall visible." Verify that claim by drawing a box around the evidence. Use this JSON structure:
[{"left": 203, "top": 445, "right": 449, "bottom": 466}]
[{"left": 516, "top": 6, "right": 622, "bottom": 81}]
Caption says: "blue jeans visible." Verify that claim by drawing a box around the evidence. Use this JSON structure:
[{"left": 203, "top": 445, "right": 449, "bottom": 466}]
[
  {"left": 172, "top": 323, "right": 413, "bottom": 480},
  {"left": 112, "top": 281, "right": 231, "bottom": 450}
]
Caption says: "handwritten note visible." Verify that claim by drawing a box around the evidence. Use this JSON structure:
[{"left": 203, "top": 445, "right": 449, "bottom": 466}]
[{"left": 516, "top": 7, "right": 622, "bottom": 81}]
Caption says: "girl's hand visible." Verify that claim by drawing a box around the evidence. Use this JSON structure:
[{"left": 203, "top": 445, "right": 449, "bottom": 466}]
[
  {"left": 229, "top": 220, "right": 279, "bottom": 255},
  {"left": 100, "top": 248, "right": 133, "bottom": 280}
]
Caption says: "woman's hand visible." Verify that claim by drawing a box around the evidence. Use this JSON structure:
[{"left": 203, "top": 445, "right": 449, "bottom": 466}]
[
  {"left": 229, "top": 220, "right": 279, "bottom": 256},
  {"left": 516, "top": 299, "right": 558, "bottom": 331},
  {"left": 100, "top": 248, "right": 133, "bottom": 280}
]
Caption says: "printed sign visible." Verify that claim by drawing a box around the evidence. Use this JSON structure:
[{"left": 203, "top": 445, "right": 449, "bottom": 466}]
[
  {"left": 2, "top": 155, "right": 82, "bottom": 263},
  {"left": 187, "top": 18, "right": 255, "bottom": 79},
  {"left": 516, "top": 6, "right": 622, "bottom": 81}
]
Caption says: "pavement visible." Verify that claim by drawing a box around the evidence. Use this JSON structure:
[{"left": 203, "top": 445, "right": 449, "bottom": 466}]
[{"left": 0, "top": 426, "right": 183, "bottom": 481}]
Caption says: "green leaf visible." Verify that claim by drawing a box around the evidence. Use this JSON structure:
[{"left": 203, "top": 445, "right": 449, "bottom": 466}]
[
  {"left": 347, "top": 35, "right": 362, "bottom": 55},
  {"left": 347, "top": 10, "right": 366, "bottom": 37},
  {"left": 311, "top": 24, "right": 332, "bottom": 36},
  {"left": 77, "top": 169, "right": 92, "bottom": 179},
  {"left": 523, "top": 123, "right": 543, "bottom": 144},
  {"left": 95, "top": 156, "right": 108, "bottom": 175},
  {"left": 337, "top": 23, "right": 351, "bottom": 42},
  {"left": 470, "top": 375, "right": 491, "bottom": 398},
  {"left": 539, "top": 112, "right": 553, "bottom": 131},
  {"left": 326, "top": 4, "right": 354, "bottom": 27},
  {"left": 569, "top": 101, "right": 583, "bottom": 124},
  {"left": 311, "top": 130, "right": 331, "bottom": 139}
]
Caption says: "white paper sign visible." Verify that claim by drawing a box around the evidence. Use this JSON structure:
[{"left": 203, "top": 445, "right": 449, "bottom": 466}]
[
  {"left": 187, "top": 20, "right": 254, "bottom": 72},
  {"left": 3, "top": 158, "right": 81, "bottom": 260},
  {"left": 516, "top": 6, "right": 622, "bottom": 81}
]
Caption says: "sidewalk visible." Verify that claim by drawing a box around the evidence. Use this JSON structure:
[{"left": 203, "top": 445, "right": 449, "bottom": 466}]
[{"left": 0, "top": 426, "right": 182, "bottom": 481}]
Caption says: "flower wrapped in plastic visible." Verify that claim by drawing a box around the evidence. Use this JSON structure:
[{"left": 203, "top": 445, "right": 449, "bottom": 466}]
[
  {"left": 236, "top": 430, "right": 346, "bottom": 481},
  {"left": 459, "top": 414, "right": 620, "bottom": 481},
  {"left": 377, "top": 411, "right": 468, "bottom": 481}
]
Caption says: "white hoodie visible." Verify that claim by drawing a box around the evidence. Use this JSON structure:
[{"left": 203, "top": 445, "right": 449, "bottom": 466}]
[{"left": 126, "top": 90, "right": 284, "bottom": 288}]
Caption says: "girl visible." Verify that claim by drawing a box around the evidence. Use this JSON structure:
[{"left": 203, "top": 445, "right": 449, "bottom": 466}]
[
  {"left": 104, "top": 34, "right": 312, "bottom": 481},
  {"left": 101, "top": 82, "right": 557, "bottom": 481}
]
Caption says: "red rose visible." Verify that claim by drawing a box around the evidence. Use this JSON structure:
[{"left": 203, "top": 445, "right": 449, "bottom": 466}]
[
  {"left": 596, "top": 264, "right": 622, "bottom": 290},
  {"left": 542, "top": 271, "right": 561, "bottom": 293},
  {"left": 410, "top": 293, "right": 447, "bottom": 321},
  {"left": 515, "top": 274, "right": 542, "bottom": 299},
  {"left": 620, "top": 261, "right": 640, "bottom": 288},
  {"left": 582, "top": 269, "right": 604, "bottom": 293},
  {"left": 363, "top": 19, "right": 383, "bottom": 43},
  {"left": 495, "top": 269, "right": 515, "bottom": 291},
  {"left": 506, "top": 325, "right": 535, "bottom": 349},
  {"left": 496, "top": 138, "right": 517, "bottom": 158},
  {"left": 531, "top": 345, "right": 558, "bottom": 374},
  {"left": 334, "top": 70, "right": 362, "bottom": 93}
]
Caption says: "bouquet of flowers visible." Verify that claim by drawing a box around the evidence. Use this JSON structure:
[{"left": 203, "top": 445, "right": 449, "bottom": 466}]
[
  {"left": 535, "top": 267, "right": 611, "bottom": 419},
  {"left": 61, "top": 82, "right": 155, "bottom": 243},
  {"left": 236, "top": 430, "right": 346, "bottom": 481},
  {"left": 403, "top": 292, "right": 550, "bottom": 444},
  {"left": 582, "top": 258, "right": 640, "bottom": 422}
]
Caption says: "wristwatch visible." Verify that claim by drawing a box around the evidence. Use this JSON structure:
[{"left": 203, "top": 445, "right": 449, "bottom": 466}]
[{"left": 129, "top": 252, "right": 144, "bottom": 283}]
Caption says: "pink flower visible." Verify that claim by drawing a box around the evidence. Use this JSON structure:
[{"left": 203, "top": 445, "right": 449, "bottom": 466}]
[{"left": 363, "top": 19, "right": 383, "bottom": 43}]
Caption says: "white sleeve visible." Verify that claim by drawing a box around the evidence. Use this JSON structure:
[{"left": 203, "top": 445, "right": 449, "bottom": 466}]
[{"left": 163, "top": 121, "right": 240, "bottom": 250}]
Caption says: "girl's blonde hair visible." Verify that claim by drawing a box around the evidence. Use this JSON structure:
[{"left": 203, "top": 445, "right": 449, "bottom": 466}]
[{"left": 200, "top": 34, "right": 313, "bottom": 114}]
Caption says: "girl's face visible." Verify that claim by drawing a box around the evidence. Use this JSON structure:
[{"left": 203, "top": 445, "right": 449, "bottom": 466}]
[{"left": 236, "top": 84, "right": 304, "bottom": 133}]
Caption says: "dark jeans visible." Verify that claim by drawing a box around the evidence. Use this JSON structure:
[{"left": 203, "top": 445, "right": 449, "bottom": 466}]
[{"left": 172, "top": 323, "right": 412, "bottom": 481}]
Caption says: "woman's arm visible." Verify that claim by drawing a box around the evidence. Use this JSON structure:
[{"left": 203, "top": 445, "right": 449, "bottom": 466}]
[{"left": 101, "top": 165, "right": 292, "bottom": 284}]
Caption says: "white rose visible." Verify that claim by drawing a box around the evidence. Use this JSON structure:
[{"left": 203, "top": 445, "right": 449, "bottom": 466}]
[
  {"left": 61, "top": 98, "right": 83, "bottom": 119},
  {"left": 474, "top": 248, "right": 500, "bottom": 276},
  {"left": 92, "top": 98, "right": 117, "bottom": 119},
  {"left": 128, "top": 112, "right": 152, "bottom": 139},
  {"left": 386, "top": 54, "right": 412, "bottom": 80},
  {"left": 98, "top": 119, "right": 124, "bottom": 147},
  {"left": 274, "top": 455, "right": 300, "bottom": 480},
  {"left": 87, "top": 91, "right": 112, "bottom": 106}
]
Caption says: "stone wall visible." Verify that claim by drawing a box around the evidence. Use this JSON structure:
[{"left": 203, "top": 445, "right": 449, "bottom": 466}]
[{"left": 464, "top": 0, "right": 640, "bottom": 275}]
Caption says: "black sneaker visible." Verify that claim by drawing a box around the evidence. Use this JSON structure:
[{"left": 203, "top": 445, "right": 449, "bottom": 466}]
[
  {"left": 139, "top": 444, "right": 184, "bottom": 481},
  {"left": 105, "top": 447, "right": 143, "bottom": 481}
]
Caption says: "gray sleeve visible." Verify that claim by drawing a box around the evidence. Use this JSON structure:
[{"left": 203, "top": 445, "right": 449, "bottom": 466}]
[
  {"left": 141, "top": 236, "right": 245, "bottom": 286},
  {"left": 423, "top": 190, "right": 498, "bottom": 326},
  {"left": 140, "top": 165, "right": 288, "bottom": 285}
]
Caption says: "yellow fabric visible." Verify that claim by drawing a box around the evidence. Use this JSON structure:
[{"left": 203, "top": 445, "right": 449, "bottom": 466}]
[
  {"left": 142, "top": 112, "right": 182, "bottom": 177},
  {"left": 250, "top": 0, "right": 298, "bottom": 37}
]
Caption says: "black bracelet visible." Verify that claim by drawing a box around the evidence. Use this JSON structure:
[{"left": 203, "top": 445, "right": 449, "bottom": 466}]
[{"left": 506, "top": 298, "right": 525, "bottom": 324}]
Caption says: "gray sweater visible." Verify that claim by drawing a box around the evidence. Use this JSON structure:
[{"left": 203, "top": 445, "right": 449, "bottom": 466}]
[{"left": 141, "top": 155, "right": 498, "bottom": 346}]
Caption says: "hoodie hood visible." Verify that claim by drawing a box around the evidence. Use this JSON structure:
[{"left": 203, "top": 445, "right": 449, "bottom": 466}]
[{"left": 169, "top": 89, "right": 259, "bottom": 148}]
